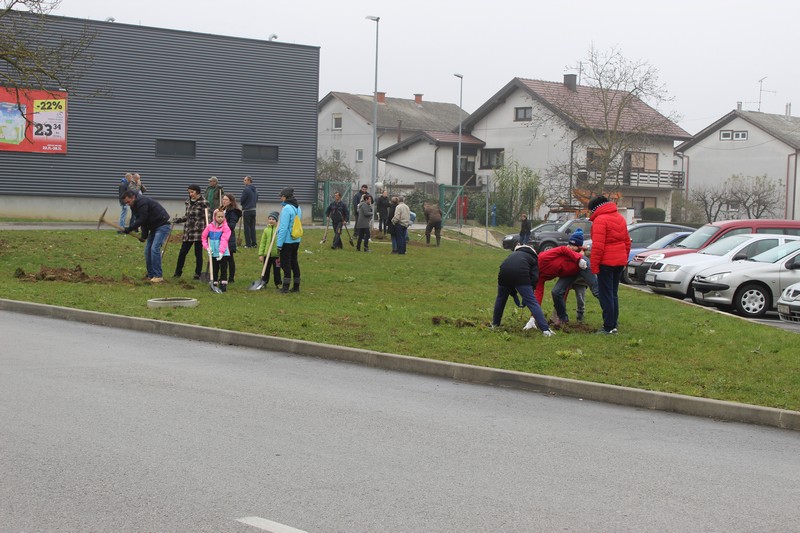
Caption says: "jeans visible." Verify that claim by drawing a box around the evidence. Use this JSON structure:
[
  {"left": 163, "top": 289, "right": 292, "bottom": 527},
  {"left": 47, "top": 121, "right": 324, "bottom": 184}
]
[
  {"left": 395, "top": 225, "right": 408, "bottom": 254},
  {"left": 597, "top": 265, "right": 624, "bottom": 331},
  {"left": 519, "top": 231, "right": 531, "bottom": 245},
  {"left": 331, "top": 220, "right": 344, "bottom": 248},
  {"left": 144, "top": 224, "right": 171, "bottom": 278},
  {"left": 493, "top": 284, "right": 549, "bottom": 331},
  {"left": 119, "top": 204, "right": 129, "bottom": 228},
  {"left": 243, "top": 209, "right": 257, "bottom": 247},
  {"left": 551, "top": 258, "right": 600, "bottom": 321}
]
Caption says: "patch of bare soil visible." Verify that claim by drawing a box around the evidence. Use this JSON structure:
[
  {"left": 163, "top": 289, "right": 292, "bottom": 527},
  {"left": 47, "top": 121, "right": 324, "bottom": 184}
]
[
  {"left": 431, "top": 315, "right": 477, "bottom": 328},
  {"left": 15, "top": 265, "right": 118, "bottom": 283},
  {"left": 550, "top": 320, "right": 596, "bottom": 334}
]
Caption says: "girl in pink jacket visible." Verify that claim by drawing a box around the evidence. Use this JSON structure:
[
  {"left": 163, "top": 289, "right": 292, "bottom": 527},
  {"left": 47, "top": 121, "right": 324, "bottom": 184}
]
[{"left": 202, "top": 209, "right": 232, "bottom": 291}]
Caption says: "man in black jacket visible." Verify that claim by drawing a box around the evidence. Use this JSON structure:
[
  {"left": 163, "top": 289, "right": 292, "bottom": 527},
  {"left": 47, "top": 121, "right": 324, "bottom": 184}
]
[
  {"left": 122, "top": 191, "right": 172, "bottom": 283},
  {"left": 491, "top": 244, "right": 554, "bottom": 336},
  {"left": 376, "top": 190, "right": 390, "bottom": 234},
  {"left": 325, "top": 191, "right": 349, "bottom": 249},
  {"left": 352, "top": 184, "right": 368, "bottom": 227}
]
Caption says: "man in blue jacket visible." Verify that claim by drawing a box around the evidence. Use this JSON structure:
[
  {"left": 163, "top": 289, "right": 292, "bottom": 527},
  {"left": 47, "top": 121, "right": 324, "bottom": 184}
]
[
  {"left": 122, "top": 191, "right": 172, "bottom": 283},
  {"left": 240, "top": 175, "right": 259, "bottom": 248}
]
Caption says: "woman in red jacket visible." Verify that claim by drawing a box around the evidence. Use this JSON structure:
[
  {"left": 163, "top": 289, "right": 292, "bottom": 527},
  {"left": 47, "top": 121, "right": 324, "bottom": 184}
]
[{"left": 588, "top": 196, "right": 631, "bottom": 334}]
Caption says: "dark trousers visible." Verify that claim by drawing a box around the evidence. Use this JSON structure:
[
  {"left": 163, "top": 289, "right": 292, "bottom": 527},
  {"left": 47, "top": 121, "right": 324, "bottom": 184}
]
[
  {"left": 379, "top": 213, "right": 388, "bottom": 233},
  {"left": 395, "top": 225, "right": 407, "bottom": 254},
  {"left": 425, "top": 221, "right": 442, "bottom": 245},
  {"left": 493, "top": 284, "right": 549, "bottom": 330},
  {"left": 174, "top": 240, "right": 203, "bottom": 276},
  {"left": 356, "top": 228, "right": 370, "bottom": 250},
  {"left": 228, "top": 252, "right": 236, "bottom": 281},
  {"left": 212, "top": 256, "right": 230, "bottom": 282},
  {"left": 262, "top": 256, "right": 281, "bottom": 286},
  {"left": 551, "top": 258, "right": 599, "bottom": 321},
  {"left": 280, "top": 242, "right": 300, "bottom": 283},
  {"left": 243, "top": 210, "right": 257, "bottom": 247},
  {"left": 597, "top": 265, "right": 624, "bottom": 331},
  {"left": 331, "top": 220, "right": 344, "bottom": 248}
]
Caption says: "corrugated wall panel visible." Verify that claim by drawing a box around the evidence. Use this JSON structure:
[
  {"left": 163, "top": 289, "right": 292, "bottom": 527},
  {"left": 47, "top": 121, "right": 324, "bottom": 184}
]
[{"left": 0, "top": 14, "right": 319, "bottom": 203}]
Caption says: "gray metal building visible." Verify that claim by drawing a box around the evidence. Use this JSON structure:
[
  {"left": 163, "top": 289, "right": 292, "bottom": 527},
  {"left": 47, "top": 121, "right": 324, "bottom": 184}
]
[{"left": 0, "top": 14, "right": 319, "bottom": 220}]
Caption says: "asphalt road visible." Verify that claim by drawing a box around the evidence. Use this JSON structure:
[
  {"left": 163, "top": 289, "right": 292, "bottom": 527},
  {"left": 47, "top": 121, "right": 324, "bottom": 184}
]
[{"left": 2, "top": 311, "right": 799, "bottom": 532}]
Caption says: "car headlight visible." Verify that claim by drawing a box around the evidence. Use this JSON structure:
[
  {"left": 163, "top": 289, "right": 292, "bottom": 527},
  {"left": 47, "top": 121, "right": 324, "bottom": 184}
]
[
  {"left": 703, "top": 271, "right": 731, "bottom": 283},
  {"left": 664, "top": 264, "right": 680, "bottom": 273},
  {"left": 782, "top": 287, "right": 800, "bottom": 301},
  {"left": 644, "top": 253, "right": 664, "bottom": 263}
]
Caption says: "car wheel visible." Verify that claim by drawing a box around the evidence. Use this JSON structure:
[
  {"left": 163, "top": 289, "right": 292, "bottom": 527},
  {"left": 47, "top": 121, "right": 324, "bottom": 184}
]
[
  {"left": 622, "top": 269, "right": 633, "bottom": 284},
  {"left": 734, "top": 283, "right": 771, "bottom": 318},
  {"left": 539, "top": 242, "right": 556, "bottom": 252}
]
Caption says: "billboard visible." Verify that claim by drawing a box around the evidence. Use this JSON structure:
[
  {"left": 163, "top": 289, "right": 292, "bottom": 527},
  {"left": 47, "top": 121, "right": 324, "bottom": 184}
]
[{"left": 0, "top": 87, "right": 67, "bottom": 153}]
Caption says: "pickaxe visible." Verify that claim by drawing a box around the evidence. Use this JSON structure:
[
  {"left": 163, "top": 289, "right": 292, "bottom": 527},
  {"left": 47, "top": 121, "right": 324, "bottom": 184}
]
[{"left": 97, "top": 207, "right": 144, "bottom": 241}]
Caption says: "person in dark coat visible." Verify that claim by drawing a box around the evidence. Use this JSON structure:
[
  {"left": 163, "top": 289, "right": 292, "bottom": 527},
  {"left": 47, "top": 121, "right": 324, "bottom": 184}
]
[
  {"left": 121, "top": 191, "right": 172, "bottom": 282},
  {"left": 387, "top": 196, "right": 399, "bottom": 253},
  {"left": 491, "top": 244, "right": 554, "bottom": 336},
  {"left": 172, "top": 184, "right": 210, "bottom": 280},
  {"left": 376, "top": 190, "right": 390, "bottom": 234},
  {"left": 240, "top": 175, "right": 259, "bottom": 248},
  {"left": 221, "top": 193, "right": 242, "bottom": 282},
  {"left": 519, "top": 213, "right": 532, "bottom": 245},
  {"left": 325, "top": 191, "right": 349, "bottom": 249}
]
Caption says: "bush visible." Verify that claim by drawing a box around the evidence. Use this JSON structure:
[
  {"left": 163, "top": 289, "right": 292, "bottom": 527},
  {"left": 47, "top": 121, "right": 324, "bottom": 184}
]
[{"left": 641, "top": 207, "right": 666, "bottom": 221}]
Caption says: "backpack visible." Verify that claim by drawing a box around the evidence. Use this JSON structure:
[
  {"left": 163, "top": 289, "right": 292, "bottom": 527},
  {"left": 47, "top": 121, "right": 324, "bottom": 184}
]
[{"left": 291, "top": 211, "right": 304, "bottom": 239}]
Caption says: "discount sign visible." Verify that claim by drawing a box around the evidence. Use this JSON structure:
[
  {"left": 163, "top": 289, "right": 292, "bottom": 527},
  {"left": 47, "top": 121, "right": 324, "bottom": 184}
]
[{"left": 0, "top": 87, "right": 68, "bottom": 153}]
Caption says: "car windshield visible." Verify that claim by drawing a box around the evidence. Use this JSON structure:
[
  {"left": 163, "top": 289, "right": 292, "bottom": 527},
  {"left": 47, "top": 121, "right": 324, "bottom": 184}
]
[
  {"left": 698, "top": 234, "right": 752, "bottom": 256},
  {"left": 647, "top": 232, "right": 688, "bottom": 250},
  {"left": 749, "top": 240, "right": 800, "bottom": 263},
  {"left": 677, "top": 224, "right": 720, "bottom": 249}
]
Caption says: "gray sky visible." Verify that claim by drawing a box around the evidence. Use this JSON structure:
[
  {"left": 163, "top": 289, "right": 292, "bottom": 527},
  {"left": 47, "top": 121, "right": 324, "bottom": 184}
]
[{"left": 53, "top": 0, "right": 800, "bottom": 134}]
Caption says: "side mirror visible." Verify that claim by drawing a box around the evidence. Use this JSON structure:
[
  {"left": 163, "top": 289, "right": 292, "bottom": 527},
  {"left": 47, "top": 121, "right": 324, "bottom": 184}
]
[
  {"left": 786, "top": 256, "right": 800, "bottom": 270},
  {"left": 732, "top": 253, "right": 747, "bottom": 261}
]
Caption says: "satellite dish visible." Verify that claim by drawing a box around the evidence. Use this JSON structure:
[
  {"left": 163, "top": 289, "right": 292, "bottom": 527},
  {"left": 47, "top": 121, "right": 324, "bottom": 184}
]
[{"left": 375, "top": 181, "right": 384, "bottom": 190}]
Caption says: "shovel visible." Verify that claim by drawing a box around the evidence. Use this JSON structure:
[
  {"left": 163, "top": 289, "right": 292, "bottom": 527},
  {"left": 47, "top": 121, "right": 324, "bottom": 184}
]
[
  {"left": 320, "top": 217, "right": 330, "bottom": 244},
  {"left": 249, "top": 225, "right": 279, "bottom": 290},
  {"left": 96, "top": 207, "right": 144, "bottom": 242},
  {"left": 203, "top": 209, "right": 223, "bottom": 293},
  {"left": 343, "top": 223, "right": 355, "bottom": 247}
]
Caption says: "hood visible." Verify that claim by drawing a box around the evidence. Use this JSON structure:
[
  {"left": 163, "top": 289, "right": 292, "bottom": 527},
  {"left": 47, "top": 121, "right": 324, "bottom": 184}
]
[
  {"left": 589, "top": 201, "right": 618, "bottom": 221},
  {"left": 514, "top": 245, "right": 538, "bottom": 258}
]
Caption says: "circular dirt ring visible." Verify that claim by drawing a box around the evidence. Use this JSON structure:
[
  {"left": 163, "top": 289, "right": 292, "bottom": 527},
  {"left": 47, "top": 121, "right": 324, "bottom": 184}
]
[{"left": 147, "top": 297, "right": 198, "bottom": 309}]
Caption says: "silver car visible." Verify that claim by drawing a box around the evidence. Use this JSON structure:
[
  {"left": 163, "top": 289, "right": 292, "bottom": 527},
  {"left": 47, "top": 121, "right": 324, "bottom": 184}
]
[
  {"left": 692, "top": 240, "right": 800, "bottom": 318},
  {"left": 777, "top": 282, "right": 800, "bottom": 323},
  {"left": 646, "top": 234, "right": 799, "bottom": 299}
]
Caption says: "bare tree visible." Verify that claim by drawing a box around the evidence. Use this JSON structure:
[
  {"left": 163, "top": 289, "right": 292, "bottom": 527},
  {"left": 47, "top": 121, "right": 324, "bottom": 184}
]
[
  {"left": 726, "top": 174, "right": 783, "bottom": 219},
  {"left": 491, "top": 157, "right": 540, "bottom": 226},
  {"left": 1, "top": 1, "right": 95, "bottom": 98},
  {"left": 690, "top": 184, "right": 730, "bottom": 223},
  {"left": 317, "top": 151, "right": 358, "bottom": 183},
  {"left": 533, "top": 45, "right": 681, "bottom": 201}
]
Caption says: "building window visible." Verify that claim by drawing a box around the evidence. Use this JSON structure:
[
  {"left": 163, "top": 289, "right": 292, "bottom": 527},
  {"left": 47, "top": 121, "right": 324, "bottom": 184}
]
[
  {"left": 332, "top": 149, "right": 341, "bottom": 161},
  {"left": 514, "top": 107, "right": 532, "bottom": 121},
  {"left": 720, "top": 130, "right": 733, "bottom": 140},
  {"left": 332, "top": 113, "right": 342, "bottom": 130},
  {"left": 242, "top": 144, "right": 279, "bottom": 161},
  {"left": 586, "top": 148, "right": 607, "bottom": 171},
  {"left": 480, "top": 149, "right": 504, "bottom": 169},
  {"left": 733, "top": 130, "right": 748, "bottom": 140},
  {"left": 626, "top": 151, "right": 658, "bottom": 172},
  {"left": 155, "top": 139, "right": 195, "bottom": 158},
  {"left": 355, "top": 149, "right": 364, "bottom": 162}
]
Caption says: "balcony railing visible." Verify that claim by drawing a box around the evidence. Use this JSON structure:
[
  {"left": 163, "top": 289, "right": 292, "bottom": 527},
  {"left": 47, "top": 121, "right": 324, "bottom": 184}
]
[{"left": 578, "top": 169, "right": 684, "bottom": 189}]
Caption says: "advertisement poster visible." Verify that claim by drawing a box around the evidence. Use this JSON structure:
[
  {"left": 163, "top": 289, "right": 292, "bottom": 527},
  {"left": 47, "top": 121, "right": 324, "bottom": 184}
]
[{"left": 0, "top": 87, "right": 67, "bottom": 153}]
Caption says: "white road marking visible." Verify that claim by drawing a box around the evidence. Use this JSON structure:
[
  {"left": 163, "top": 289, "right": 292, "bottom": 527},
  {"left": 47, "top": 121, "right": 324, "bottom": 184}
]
[{"left": 236, "top": 516, "right": 309, "bottom": 533}]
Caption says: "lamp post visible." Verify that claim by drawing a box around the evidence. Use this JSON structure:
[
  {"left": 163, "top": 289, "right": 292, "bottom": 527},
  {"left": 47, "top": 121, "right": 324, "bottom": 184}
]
[
  {"left": 366, "top": 15, "right": 380, "bottom": 195},
  {"left": 454, "top": 73, "right": 463, "bottom": 226}
]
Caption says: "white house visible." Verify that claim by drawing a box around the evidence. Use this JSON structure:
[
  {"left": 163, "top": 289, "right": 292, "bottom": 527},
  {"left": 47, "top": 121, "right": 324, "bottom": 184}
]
[
  {"left": 379, "top": 75, "right": 690, "bottom": 219},
  {"left": 317, "top": 91, "right": 466, "bottom": 189},
  {"left": 675, "top": 105, "right": 800, "bottom": 220}
]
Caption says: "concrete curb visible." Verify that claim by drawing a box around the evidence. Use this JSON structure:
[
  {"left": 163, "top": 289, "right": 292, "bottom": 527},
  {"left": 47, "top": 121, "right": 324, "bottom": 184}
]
[{"left": 2, "top": 297, "right": 798, "bottom": 431}]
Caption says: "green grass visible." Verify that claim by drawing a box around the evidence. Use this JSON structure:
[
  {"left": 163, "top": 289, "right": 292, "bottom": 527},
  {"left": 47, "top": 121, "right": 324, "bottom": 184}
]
[{"left": 1, "top": 228, "right": 798, "bottom": 411}]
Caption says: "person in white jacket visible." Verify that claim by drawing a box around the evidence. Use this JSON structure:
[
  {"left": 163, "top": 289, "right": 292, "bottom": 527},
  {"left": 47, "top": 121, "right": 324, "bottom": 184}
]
[{"left": 391, "top": 196, "right": 411, "bottom": 255}]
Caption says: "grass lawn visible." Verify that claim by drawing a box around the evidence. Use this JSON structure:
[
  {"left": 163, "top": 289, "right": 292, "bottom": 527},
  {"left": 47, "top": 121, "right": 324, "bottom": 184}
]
[{"left": 1, "top": 227, "right": 798, "bottom": 411}]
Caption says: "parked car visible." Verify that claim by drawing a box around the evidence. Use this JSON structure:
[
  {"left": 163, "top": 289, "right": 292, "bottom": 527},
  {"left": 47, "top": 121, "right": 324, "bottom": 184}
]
[
  {"left": 645, "top": 234, "right": 800, "bottom": 299},
  {"left": 777, "top": 281, "right": 800, "bottom": 323},
  {"left": 692, "top": 240, "right": 800, "bottom": 318},
  {"left": 529, "top": 218, "right": 592, "bottom": 252},
  {"left": 624, "top": 231, "right": 691, "bottom": 284},
  {"left": 585, "top": 222, "right": 693, "bottom": 259},
  {"left": 502, "top": 221, "right": 560, "bottom": 250},
  {"left": 628, "top": 219, "right": 800, "bottom": 286}
]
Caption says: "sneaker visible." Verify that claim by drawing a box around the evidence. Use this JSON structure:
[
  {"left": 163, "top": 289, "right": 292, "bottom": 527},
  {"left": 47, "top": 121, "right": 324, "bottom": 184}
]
[
  {"left": 595, "top": 328, "right": 615, "bottom": 335},
  {"left": 610, "top": 328, "right": 618, "bottom": 334},
  {"left": 522, "top": 317, "right": 538, "bottom": 331},
  {"left": 542, "top": 330, "right": 555, "bottom": 337},
  {"left": 149, "top": 277, "right": 164, "bottom": 283},
  {"left": 489, "top": 324, "right": 500, "bottom": 330}
]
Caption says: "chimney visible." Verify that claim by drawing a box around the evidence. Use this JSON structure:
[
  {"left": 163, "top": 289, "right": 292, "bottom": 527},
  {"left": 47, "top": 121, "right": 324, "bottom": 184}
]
[
  {"left": 737, "top": 101, "right": 742, "bottom": 111},
  {"left": 377, "top": 91, "right": 386, "bottom": 104},
  {"left": 414, "top": 93, "right": 423, "bottom": 105},
  {"left": 563, "top": 73, "right": 577, "bottom": 92},
  {"left": 786, "top": 102, "right": 792, "bottom": 118}
]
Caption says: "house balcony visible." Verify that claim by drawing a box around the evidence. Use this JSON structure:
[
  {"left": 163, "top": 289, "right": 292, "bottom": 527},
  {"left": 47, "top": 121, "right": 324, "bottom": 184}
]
[{"left": 578, "top": 169, "right": 685, "bottom": 190}]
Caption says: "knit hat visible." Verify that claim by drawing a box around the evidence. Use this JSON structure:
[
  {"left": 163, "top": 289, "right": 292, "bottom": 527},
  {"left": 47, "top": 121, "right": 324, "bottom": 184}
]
[
  {"left": 280, "top": 187, "right": 294, "bottom": 198},
  {"left": 568, "top": 228, "right": 584, "bottom": 247},
  {"left": 268, "top": 211, "right": 280, "bottom": 221},
  {"left": 587, "top": 195, "right": 609, "bottom": 213}
]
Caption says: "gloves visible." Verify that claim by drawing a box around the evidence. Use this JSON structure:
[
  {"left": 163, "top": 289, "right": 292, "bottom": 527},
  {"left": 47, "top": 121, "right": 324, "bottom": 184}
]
[
  {"left": 579, "top": 258, "right": 588, "bottom": 270},
  {"left": 217, "top": 253, "right": 223, "bottom": 260}
]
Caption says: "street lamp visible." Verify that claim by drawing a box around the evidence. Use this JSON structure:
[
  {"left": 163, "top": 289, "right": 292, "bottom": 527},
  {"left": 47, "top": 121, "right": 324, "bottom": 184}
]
[
  {"left": 454, "top": 73, "right": 464, "bottom": 226},
  {"left": 366, "top": 15, "right": 380, "bottom": 195}
]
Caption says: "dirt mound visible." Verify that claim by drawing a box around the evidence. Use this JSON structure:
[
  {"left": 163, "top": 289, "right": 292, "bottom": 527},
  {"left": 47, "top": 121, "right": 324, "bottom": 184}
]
[{"left": 15, "top": 265, "right": 118, "bottom": 283}]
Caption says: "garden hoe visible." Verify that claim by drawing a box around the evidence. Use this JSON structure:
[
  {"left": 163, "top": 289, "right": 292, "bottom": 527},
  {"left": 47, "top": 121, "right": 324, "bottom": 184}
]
[
  {"left": 320, "top": 217, "right": 330, "bottom": 244},
  {"left": 96, "top": 207, "right": 144, "bottom": 241},
  {"left": 249, "top": 225, "right": 279, "bottom": 291},
  {"left": 160, "top": 215, "right": 177, "bottom": 257}
]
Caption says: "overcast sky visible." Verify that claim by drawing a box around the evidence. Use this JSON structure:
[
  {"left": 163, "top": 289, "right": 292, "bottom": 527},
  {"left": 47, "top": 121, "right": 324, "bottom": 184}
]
[{"left": 53, "top": 0, "right": 800, "bottom": 135}]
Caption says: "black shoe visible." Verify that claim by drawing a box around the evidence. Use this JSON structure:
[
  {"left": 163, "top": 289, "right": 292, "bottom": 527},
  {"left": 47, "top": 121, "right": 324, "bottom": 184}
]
[
  {"left": 172, "top": 273, "right": 181, "bottom": 278},
  {"left": 193, "top": 274, "right": 201, "bottom": 280},
  {"left": 228, "top": 279, "right": 234, "bottom": 283}
]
